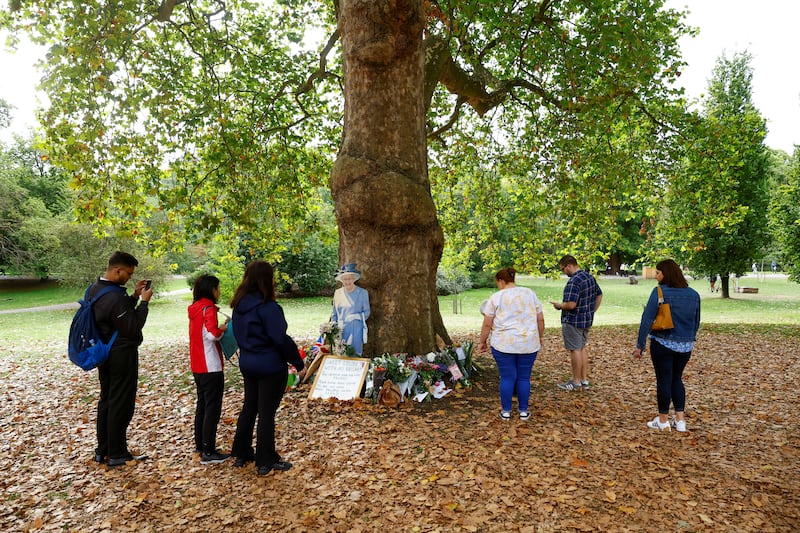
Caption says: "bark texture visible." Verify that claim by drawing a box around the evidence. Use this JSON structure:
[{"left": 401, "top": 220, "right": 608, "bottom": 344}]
[{"left": 332, "top": 0, "right": 450, "bottom": 356}]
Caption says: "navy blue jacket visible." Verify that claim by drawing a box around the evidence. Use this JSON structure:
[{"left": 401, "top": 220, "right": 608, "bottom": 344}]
[
  {"left": 232, "top": 293, "right": 304, "bottom": 377},
  {"left": 636, "top": 284, "right": 701, "bottom": 350}
]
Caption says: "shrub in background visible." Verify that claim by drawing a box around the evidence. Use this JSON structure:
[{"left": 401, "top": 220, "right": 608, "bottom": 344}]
[{"left": 278, "top": 233, "right": 338, "bottom": 295}]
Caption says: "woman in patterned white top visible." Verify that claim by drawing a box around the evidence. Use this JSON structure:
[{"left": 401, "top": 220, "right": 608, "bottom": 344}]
[{"left": 479, "top": 267, "right": 545, "bottom": 421}]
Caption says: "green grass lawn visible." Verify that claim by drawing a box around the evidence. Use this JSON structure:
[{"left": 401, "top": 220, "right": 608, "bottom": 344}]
[
  {"left": 1, "top": 274, "right": 797, "bottom": 346},
  {"left": 0, "top": 277, "right": 189, "bottom": 311},
  {"left": 443, "top": 274, "right": 800, "bottom": 333}
]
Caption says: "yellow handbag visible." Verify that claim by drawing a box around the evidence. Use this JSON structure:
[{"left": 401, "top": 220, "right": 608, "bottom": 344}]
[{"left": 651, "top": 285, "right": 675, "bottom": 331}]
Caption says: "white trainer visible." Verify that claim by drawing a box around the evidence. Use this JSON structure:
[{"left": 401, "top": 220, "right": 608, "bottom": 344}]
[{"left": 646, "top": 416, "right": 671, "bottom": 431}]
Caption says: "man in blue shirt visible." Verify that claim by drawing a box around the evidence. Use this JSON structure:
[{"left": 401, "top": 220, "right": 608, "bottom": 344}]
[{"left": 550, "top": 255, "right": 603, "bottom": 391}]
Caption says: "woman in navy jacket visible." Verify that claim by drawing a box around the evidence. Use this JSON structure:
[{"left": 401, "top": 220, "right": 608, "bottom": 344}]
[
  {"left": 230, "top": 261, "right": 305, "bottom": 475},
  {"left": 633, "top": 259, "right": 700, "bottom": 432}
]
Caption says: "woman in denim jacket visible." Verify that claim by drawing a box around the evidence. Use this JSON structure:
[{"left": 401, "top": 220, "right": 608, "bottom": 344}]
[{"left": 632, "top": 259, "right": 700, "bottom": 432}]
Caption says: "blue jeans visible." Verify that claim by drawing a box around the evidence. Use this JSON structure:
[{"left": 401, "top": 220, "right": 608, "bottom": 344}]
[
  {"left": 492, "top": 348, "right": 538, "bottom": 412},
  {"left": 650, "top": 340, "right": 691, "bottom": 414}
]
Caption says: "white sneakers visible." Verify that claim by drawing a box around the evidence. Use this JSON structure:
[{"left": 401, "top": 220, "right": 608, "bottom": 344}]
[
  {"left": 647, "top": 416, "right": 671, "bottom": 431},
  {"left": 647, "top": 416, "right": 688, "bottom": 432}
]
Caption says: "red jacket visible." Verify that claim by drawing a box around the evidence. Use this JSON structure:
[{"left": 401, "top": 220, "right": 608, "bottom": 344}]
[{"left": 188, "top": 298, "right": 225, "bottom": 373}]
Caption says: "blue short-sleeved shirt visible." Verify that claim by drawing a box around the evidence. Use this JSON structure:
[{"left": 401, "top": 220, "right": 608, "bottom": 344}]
[{"left": 561, "top": 270, "right": 602, "bottom": 329}]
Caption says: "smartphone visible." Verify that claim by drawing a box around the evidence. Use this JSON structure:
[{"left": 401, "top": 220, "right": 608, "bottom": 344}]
[{"left": 144, "top": 279, "right": 152, "bottom": 290}]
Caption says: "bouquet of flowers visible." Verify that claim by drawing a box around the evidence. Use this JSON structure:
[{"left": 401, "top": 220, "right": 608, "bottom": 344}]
[
  {"left": 367, "top": 353, "right": 414, "bottom": 401},
  {"left": 427, "top": 342, "right": 477, "bottom": 388},
  {"left": 413, "top": 360, "right": 441, "bottom": 386},
  {"left": 319, "top": 322, "right": 340, "bottom": 351},
  {"left": 457, "top": 340, "right": 477, "bottom": 381},
  {"left": 372, "top": 353, "right": 412, "bottom": 383}
]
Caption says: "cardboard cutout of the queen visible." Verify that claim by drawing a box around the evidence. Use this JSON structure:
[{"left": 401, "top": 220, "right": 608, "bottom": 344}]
[{"left": 331, "top": 263, "right": 371, "bottom": 355}]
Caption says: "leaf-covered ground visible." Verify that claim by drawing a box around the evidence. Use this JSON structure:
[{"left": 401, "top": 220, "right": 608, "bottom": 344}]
[{"left": 1, "top": 325, "right": 798, "bottom": 532}]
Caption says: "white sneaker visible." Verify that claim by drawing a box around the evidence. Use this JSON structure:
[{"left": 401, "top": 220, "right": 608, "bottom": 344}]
[
  {"left": 673, "top": 419, "right": 687, "bottom": 432},
  {"left": 646, "top": 416, "right": 671, "bottom": 431}
]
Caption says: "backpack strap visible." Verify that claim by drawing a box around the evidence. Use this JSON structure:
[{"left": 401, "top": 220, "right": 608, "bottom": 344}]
[
  {"left": 87, "top": 284, "right": 125, "bottom": 303},
  {"left": 86, "top": 284, "right": 126, "bottom": 346}
]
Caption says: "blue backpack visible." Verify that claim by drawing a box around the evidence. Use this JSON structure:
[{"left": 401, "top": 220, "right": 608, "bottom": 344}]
[{"left": 68, "top": 284, "right": 126, "bottom": 371}]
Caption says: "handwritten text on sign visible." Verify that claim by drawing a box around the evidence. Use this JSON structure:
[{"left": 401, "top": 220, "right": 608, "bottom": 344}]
[{"left": 308, "top": 356, "right": 370, "bottom": 401}]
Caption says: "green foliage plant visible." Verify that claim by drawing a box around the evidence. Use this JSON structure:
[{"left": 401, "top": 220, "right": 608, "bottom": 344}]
[{"left": 186, "top": 234, "right": 245, "bottom": 304}]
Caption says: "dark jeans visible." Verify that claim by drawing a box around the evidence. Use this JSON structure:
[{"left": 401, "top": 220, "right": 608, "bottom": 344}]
[
  {"left": 96, "top": 347, "right": 139, "bottom": 459},
  {"left": 650, "top": 340, "right": 692, "bottom": 414},
  {"left": 491, "top": 348, "right": 538, "bottom": 412},
  {"left": 193, "top": 371, "right": 225, "bottom": 454},
  {"left": 231, "top": 368, "right": 287, "bottom": 468}
]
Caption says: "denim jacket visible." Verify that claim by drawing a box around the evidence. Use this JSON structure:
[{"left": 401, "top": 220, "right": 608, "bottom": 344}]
[{"left": 636, "top": 284, "right": 701, "bottom": 350}]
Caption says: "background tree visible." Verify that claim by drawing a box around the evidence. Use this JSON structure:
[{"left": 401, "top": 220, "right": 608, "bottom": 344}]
[
  {"left": 50, "top": 223, "right": 172, "bottom": 286},
  {"left": 4, "top": 0, "right": 691, "bottom": 354},
  {"left": 0, "top": 134, "right": 70, "bottom": 276},
  {"left": 769, "top": 147, "right": 800, "bottom": 281},
  {"left": 0, "top": 132, "right": 172, "bottom": 283},
  {"left": 657, "top": 51, "right": 771, "bottom": 298}
]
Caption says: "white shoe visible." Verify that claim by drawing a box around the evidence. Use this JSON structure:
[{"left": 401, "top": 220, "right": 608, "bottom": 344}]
[
  {"left": 646, "top": 416, "right": 671, "bottom": 431},
  {"left": 673, "top": 419, "right": 687, "bottom": 432}
]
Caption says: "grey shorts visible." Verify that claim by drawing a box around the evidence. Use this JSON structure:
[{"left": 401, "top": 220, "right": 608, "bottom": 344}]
[{"left": 562, "top": 323, "right": 590, "bottom": 351}]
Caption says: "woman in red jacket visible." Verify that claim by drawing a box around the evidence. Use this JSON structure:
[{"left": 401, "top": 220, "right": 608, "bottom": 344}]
[{"left": 188, "top": 274, "right": 231, "bottom": 464}]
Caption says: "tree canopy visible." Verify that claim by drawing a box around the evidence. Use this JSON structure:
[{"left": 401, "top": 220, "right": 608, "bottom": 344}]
[
  {"left": 3, "top": 1, "right": 691, "bottom": 252},
  {"left": 3, "top": 0, "right": 696, "bottom": 353}
]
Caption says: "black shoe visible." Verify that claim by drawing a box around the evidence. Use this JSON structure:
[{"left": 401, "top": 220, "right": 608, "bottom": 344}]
[
  {"left": 233, "top": 456, "right": 254, "bottom": 468},
  {"left": 94, "top": 453, "right": 107, "bottom": 464},
  {"left": 108, "top": 452, "right": 148, "bottom": 468},
  {"left": 257, "top": 465, "right": 272, "bottom": 475},
  {"left": 200, "top": 452, "right": 231, "bottom": 465},
  {"left": 271, "top": 460, "right": 292, "bottom": 471}
]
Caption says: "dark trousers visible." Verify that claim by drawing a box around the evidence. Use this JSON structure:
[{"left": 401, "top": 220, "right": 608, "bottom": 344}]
[
  {"left": 231, "top": 369, "right": 287, "bottom": 468},
  {"left": 193, "top": 371, "right": 225, "bottom": 454},
  {"left": 96, "top": 347, "right": 139, "bottom": 459},
  {"left": 650, "top": 340, "right": 692, "bottom": 414}
]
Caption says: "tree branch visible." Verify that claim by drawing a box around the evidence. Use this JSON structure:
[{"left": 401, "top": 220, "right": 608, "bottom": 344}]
[
  {"left": 296, "top": 29, "right": 341, "bottom": 95},
  {"left": 427, "top": 96, "right": 466, "bottom": 141}
]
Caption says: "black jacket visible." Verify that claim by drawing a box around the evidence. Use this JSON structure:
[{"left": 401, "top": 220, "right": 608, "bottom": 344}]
[{"left": 90, "top": 279, "right": 149, "bottom": 352}]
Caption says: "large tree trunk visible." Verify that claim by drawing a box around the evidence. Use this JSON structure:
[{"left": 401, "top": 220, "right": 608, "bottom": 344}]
[{"left": 331, "top": 0, "right": 450, "bottom": 356}]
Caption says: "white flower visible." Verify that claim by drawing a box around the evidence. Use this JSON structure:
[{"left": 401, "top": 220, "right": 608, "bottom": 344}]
[{"left": 426, "top": 352, "right": 436, "bottom": 363}]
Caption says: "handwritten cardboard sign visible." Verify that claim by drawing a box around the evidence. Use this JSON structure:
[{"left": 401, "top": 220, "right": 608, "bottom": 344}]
[{"left": 308, "top": 356, "right": 370, "bottom": 401}]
